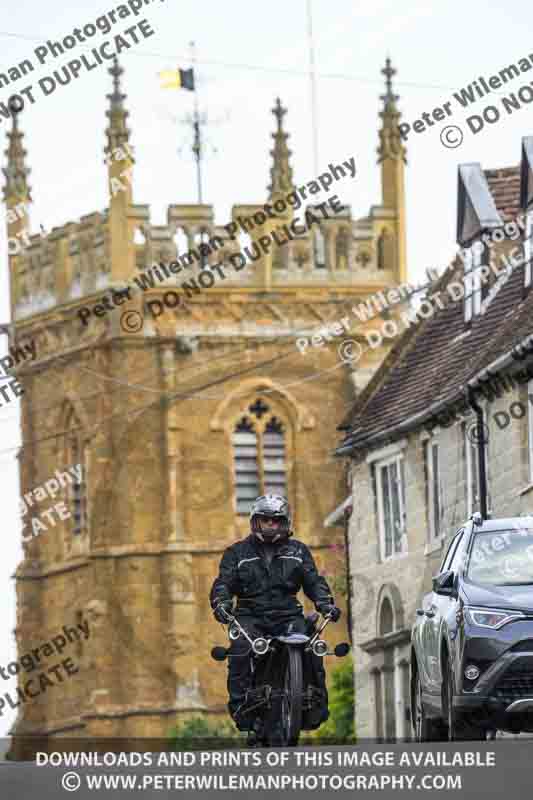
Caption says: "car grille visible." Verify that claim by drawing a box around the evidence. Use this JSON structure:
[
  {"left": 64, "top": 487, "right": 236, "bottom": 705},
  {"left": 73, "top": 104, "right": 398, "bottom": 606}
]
[{"left": 493, "top": 660, "right": 533, "bottom": 703}]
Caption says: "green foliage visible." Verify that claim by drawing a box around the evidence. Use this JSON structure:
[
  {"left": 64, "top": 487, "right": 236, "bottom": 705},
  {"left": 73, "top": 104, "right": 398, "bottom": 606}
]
[
  {"left": 169, "top": 715, "right": 244, "bottom": 750},
  {"left": 316, "top": 658, "right": 355, "bottom": 743}
]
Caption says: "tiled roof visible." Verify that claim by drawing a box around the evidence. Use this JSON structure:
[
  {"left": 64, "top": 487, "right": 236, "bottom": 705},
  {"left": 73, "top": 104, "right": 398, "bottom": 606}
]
[
  {"left": 484, "top": 166, "right": 521, "bottom": 221},
  {"left": 337, "top": 164, "right": 532, "bottom": 457}
]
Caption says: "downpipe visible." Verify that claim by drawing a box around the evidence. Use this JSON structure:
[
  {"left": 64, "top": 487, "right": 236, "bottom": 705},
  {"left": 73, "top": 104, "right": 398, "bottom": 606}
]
[{"left": 467, "top": 387, "right": 489, "bottom": 520}]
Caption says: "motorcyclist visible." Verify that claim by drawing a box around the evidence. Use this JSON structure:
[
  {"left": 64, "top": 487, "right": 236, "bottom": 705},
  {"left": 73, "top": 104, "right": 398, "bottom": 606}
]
[{"left": 209, "top": 494, "right": 341, "bottom": 731}]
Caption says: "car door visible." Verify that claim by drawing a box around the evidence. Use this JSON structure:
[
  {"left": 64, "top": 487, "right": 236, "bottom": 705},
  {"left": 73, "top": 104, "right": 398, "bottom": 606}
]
[
  {"left": 434, "top": 529, "right": 471, "bottom": 687},
  {"left": 425, "top": 529, "right": 465, "bottom": 693}
]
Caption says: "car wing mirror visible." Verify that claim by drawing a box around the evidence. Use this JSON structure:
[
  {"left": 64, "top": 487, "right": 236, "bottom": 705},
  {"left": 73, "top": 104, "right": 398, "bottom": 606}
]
[{"left": 432, "top": 570, "right": 456, "bottom": 597}]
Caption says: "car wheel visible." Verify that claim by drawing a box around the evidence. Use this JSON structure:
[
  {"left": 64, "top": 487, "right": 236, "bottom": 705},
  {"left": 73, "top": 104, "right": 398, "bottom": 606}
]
[
  {"left": 443, "top": 660, "right": 486, "bottom": 741},
  {"left": 412, "top": 667, "right": 446, "bottom": 742}
]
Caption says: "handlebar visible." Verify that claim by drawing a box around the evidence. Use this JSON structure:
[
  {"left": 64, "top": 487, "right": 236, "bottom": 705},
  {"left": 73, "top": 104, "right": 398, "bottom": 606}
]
[{"left": 215, "top": 604, "right": 336, "bottom": 653}]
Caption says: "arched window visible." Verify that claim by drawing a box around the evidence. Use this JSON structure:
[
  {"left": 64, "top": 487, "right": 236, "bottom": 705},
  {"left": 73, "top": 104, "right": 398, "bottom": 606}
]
[
  {"left": 232, "top": 399, "right": 288, "bottom": 515},
  {"left": 134, "top": 227, "right": 146, "bottom": 246},
  {"left": 65, "top": 408, "right": 87, "bottom": 536},
  {"left": 263, "top": 417, "right": 287, "bottom": 494},
  {"left": 232, "top": 417, "right": 260, "bottom": 515},
  {"left": 174, "top": 226, "right": 188, "bottom": 256},
  {"left": 335, "top": 227, "right": 350, "bottom": 269},
  {"left": 313, "top": 227, "right": 326, "bottom": 269},
  {"left": 377, "top": 596, "right": 396, "bottom": 741},
  {"left": 379, "top": 597, "right": 394, "bottom": 636},
  {"left": 377, "top": 230, "right": 388, "bottom": 270},
  {"left": 377, "top": 229, "right": 395, "bottom": 271},
  {"left": 370, "top": 591, "right": 411, "bottom": 742}
]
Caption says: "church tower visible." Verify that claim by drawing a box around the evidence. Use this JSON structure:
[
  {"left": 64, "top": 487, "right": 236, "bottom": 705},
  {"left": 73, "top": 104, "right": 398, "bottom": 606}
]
[{"left": 5, "top": 59, "right": 407, "bottom": 753}]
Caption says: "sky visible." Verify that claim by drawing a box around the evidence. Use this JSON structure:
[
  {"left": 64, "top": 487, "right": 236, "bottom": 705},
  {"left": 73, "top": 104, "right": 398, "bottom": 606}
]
[{"left": 0, "top": 0, "right": 532, "bottom": 735}]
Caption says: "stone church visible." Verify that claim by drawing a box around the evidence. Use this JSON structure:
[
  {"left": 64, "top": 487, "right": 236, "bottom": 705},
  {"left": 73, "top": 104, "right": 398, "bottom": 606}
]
[{"left": 4, "top": 57, "right": 407, "bottom": 748}]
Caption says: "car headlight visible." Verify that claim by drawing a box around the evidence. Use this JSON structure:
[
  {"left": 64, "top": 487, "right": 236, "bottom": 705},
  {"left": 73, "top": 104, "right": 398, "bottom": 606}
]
[{"left": 465, "top": 607, "right": 526, "bottom": 629}]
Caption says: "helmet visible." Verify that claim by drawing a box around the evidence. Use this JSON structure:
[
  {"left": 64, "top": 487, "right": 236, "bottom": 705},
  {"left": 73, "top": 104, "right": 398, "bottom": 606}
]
[{"left": 250, "top": 494, "right": 292, "bottom": 543}]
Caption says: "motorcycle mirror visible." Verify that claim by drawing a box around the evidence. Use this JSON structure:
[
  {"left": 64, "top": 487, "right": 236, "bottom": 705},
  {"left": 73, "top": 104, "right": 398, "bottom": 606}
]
[
  {"left": 211, "top": 646, "right": 229, "bottom": 661},
  {"left": 334, "top": 642, "right": 350, "bottom": 657},
  {"left": 229, "top": 624, "right": 241, "bottom": 641}
]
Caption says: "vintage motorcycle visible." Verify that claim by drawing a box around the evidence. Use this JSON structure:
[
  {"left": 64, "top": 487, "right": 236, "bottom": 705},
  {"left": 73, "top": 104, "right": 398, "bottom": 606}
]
[{"left": 211, "top": 608, "right": 350, "bottom": 747}]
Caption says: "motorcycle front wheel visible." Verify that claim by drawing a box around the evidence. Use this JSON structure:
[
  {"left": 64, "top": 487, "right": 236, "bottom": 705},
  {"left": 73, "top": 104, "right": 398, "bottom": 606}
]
[{"left": 280, "top": 647, "right": 303, "bottom": 746}]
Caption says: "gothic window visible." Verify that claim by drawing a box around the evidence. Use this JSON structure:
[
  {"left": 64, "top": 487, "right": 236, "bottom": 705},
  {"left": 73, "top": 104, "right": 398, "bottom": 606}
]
[
  {"left": 94, "top": 229, "right": 109, "bottom": 276},
  {"left": 263, "top": 417, "right": 286, "bottom": 494},
  {"left": 377, "top": 230, "right": 387, "bottom": 270},
  {"left": 313, "top": 227, "right": 326, "bottom": 268},
  {"left": 232, "top": 400, "right": 288, "bottom": 515},
  {"left": 134, "top": 227, "right": 146, "bottom": 246},
  {"left": 273, "top": 244, "right": 287, "bottom": 270},
  {"left": 69, "top": 237, "right": 82, "bottom": 294},
  {"left": 174, "top": 226, "right": 188, "bottom": 256},
  {"left": 293, "top": 248, "right": 310, "bottom": 269},
  {"left": 66, "top": 409, "right": 87, "bottom": 536},
  {"left": 335, "top": 227, "right": 350, "bottom": 269},
  {"left": 239, "top": 232, "right": 253, "bottom": 258},
  {"left": 134, "top": 227, "right": 147, "bottom": 272},
  {"left": 356, "top": 250, "right": 371, "bottom": 268},
  {"left": 232, "top": 417, "right": 260, "bottom": 515},
  {"left": 379, "top": 597, "right": 394, "bottom": 636},
  {"left": 18, "top": 276, "right": 29, "bottom": 306}
]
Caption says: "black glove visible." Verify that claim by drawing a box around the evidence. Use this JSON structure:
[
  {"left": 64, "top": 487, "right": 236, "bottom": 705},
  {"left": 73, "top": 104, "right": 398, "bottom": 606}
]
[
  {"left": 318, "top": 604, "right": 341, "bottom": 622},
  {"left": 213, "top": 601, "right": 233, "bottom": 623}
]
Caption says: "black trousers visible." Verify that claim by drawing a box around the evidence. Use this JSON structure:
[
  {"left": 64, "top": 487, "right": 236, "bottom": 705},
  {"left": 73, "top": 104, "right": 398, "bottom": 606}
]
[{"left": 227, "top": 612, "right": 326, "bottom": 717}]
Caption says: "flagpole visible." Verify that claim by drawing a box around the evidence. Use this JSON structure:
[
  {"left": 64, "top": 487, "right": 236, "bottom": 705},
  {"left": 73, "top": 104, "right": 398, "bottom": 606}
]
[
  {"left": 189, "top": 40, "right": 203, "bottom": 204},
  {"left": 306, "top": 0, "right": 319, "bottom": 176}
]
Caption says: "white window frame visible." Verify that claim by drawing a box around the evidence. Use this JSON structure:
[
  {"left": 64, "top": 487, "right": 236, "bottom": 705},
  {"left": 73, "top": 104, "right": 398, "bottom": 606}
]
[
  {"left": 426, "top": 440, "right": 443, "bottom": 543},
  {"left": 528, "top": 378, "right": 533, "bottom": 482},
  {"left": 375, "top": 454, "right": 407, "bottom": 562},
  {"left": 464, "top": 245, "right": 483, "bottom": 323},
  {"left": 525, "top": 211, "right": 533, "bottom": 289}
]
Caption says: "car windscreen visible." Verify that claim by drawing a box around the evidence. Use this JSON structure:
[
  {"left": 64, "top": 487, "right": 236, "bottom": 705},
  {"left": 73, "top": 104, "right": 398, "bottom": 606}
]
[{"left": 466, "top": 528, "right": 533, "bottom": 585}]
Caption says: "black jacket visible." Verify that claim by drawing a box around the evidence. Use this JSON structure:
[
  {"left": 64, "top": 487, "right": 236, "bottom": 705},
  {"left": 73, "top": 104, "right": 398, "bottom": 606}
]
[{"left": 210, "top": 534, "right": 335, "bottom": 618}]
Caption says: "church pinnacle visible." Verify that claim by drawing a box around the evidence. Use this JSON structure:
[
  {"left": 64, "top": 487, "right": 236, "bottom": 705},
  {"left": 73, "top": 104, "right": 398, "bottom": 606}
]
[
  {"left": 105, "top": 57, "right": 133, "bottom": 158},
  {"left": 105, "top": 57, "right": 135, "bottom": 281},
  {"left": 267, "top": 97, "right": 295, "bottom": 199},
  {"left": 377, "top": 57, "right": 406, "bottom": 165},
  {"left": 2, "top": 109, "right": 31, "bottom": 206}
]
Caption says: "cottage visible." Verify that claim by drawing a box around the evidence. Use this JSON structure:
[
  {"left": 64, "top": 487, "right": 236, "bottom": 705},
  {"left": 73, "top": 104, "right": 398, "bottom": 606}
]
[{"left": 334, "top": 137, "right": 533, "bottom": 740}]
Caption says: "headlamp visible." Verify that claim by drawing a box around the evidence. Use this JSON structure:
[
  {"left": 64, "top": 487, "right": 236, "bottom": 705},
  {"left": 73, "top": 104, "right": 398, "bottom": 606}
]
[{"left": 465, "top": 606, "right": 526, "bottom": 629}]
